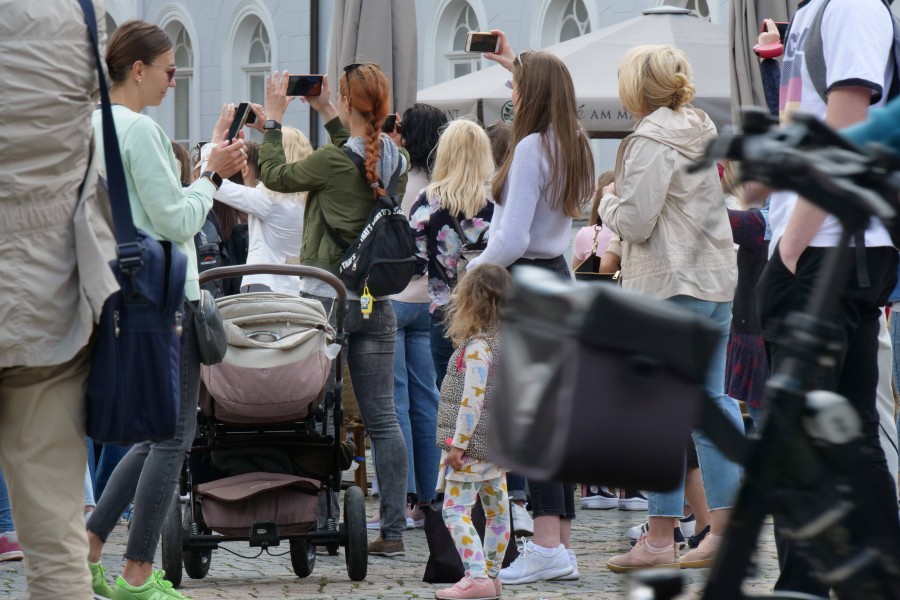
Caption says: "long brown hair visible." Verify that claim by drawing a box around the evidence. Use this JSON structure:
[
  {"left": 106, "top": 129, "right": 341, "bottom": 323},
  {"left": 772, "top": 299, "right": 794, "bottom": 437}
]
[
  {"left": 339, "top": 63, "right": 391, "bottom": 197},
  {"left": 106, "top": 20, "right": 173, "bottom": 84},
  {"left": 492, "top": 51, "right": 594, "bottom": 218},
  {"left": 444, "top": 264, "right": 513, "bottom": 346}
]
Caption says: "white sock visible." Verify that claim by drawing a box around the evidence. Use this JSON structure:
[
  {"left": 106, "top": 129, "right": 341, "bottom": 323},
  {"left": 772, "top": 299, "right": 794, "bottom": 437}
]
[
  {"left": 532, "top": 542, "right": 563, "bottom": 556},
  {"left": 643, "top": 539, "right": 674, "bottom": 553}
]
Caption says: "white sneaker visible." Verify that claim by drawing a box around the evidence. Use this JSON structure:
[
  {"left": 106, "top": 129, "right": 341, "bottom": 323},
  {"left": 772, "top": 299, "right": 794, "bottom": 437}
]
[
  {"left": 617, "top": 490, "right": 648, "bottom": 511},
  {"left": 580, "top": 485, "right": 618, "bottom": 510},
  {"left": 626, "top": 521, "right": 649, "bottom": 541},
  {"left": 499, "top": 540, "right": 574, "bottom": 585},
  {"left": 552, "top": 549, "right": 580, "bottom": 581},
  {"left": 510, "top": 502, "right": 533, "bottom": 536}
]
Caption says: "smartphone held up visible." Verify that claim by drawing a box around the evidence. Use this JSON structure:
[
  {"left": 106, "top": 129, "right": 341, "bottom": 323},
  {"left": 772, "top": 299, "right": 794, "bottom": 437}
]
[
  {"left": 465, "top": 32, "right": 500, "bottom": 54},
  {"left": 287, "top": 74, "right": 324, "bottom": 97},
  {"left": 226, "top": 102, "right": 255, "bottom": 141}
]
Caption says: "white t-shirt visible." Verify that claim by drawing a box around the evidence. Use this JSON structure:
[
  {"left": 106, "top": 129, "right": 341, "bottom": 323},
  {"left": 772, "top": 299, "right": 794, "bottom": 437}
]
[{"left": 768, "top": 0, "right": 894, "bottom": 251}]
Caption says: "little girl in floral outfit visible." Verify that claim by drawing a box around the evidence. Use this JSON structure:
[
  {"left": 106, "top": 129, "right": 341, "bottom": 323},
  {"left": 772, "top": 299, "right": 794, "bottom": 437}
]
[{"left": 434, "top": 264, "right": 513, "bottom": 600}]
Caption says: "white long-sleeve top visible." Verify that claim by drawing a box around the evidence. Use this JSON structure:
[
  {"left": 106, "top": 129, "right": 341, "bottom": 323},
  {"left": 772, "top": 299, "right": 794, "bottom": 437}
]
[
  {"left": 468, "top": 132, "right": 573, "bottom": 269},
  {"left": 202, "top": 145, "right": 304, "bottom": 295}
]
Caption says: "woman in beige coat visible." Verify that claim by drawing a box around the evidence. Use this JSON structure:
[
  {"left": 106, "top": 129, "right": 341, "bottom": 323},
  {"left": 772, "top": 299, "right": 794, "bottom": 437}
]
[{"left": 601, "top": 45, "right": 743, "bottom": 573}]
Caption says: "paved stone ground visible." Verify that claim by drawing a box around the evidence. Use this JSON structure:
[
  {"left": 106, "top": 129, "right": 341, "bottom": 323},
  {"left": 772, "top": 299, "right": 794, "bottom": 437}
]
[{"left": 1, "top": 483, "right": 779, "bottom": 600}]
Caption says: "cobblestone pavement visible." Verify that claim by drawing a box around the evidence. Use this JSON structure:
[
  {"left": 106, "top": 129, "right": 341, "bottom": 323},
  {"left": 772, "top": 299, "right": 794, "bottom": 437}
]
[{"left": 1, "top": 486, "right": 779, "bottom": 600}]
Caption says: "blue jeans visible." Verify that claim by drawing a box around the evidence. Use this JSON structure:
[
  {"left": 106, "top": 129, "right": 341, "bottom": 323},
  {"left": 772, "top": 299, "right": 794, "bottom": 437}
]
[
  {"left": 430, "top": 314, "right": 455, "bottom": 389},
  {"left": 647, "top": 297, "right": 744, "bottom": 517},
  {"left": 392, "top": 301, "right": 441, "bottom": 503},
  {"left": 93, "top": 443, "right": 130, "bottom": 500},
  {"left": 86, "top": 300, "right": 201, "bottom": 562},
  {"left": 0, "top": 467, "right": 11, "bottom": 532}
]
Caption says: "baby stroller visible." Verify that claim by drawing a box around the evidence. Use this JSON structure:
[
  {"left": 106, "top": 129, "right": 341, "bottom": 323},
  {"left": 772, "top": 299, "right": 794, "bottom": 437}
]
[{"left": 159, "top": 264, "right": 367, "bottom": 586}]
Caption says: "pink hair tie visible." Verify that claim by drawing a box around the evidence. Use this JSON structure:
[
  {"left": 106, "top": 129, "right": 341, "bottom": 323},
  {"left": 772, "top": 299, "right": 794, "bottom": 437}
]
[{"left": 717, "top": 163, "right": 726, "bottom": 179}]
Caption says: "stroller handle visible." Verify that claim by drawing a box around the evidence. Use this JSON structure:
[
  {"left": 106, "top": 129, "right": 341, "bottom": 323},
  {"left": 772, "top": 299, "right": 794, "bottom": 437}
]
[{"left": 198, "top": 264, "right": 347, "bottom": 301}]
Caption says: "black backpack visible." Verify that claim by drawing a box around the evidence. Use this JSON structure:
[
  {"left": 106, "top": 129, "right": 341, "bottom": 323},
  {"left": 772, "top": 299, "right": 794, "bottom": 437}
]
[
  {"left": 194, "top": 210, "right": 227, "bottom": 298},
  {"left": 320, "top": 148, "right": 416, "bottom": 296}
]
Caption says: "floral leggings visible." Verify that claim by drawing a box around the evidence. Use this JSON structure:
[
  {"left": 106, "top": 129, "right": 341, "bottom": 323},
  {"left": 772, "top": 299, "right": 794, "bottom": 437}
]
[{"left": 441, "top": 474, "right": 510, "bottom": 578}]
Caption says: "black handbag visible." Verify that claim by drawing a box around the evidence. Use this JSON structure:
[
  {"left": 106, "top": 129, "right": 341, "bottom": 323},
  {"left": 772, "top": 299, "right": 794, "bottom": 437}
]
[
  {"left": 187, "top": 289, "right": 227, "bottom": 365},
  {"left": 422, "top": 498, "right": 519, "bottom": 583},
  {"left": 79, "top": 0, "right": 186, "bottom": 445},
  {"left": 573, "top": 225, "right": 620, "bottom": 283},
  {"left": 489, "top": 266, "right": 720, "bottom": 491}
]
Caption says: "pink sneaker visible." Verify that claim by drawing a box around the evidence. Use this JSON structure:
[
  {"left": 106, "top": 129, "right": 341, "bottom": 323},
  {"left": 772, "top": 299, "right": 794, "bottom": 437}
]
[
  {"left": 0, "top": 532, "right": 23, "bottom": 562},
  {"left": 678, "top": 532, "right": 719, "bottom": 568},
  {"left": 607, "top": 535, "right": 678, "bottom": 573},
  {"left": 435, "top": 575, "right": 499, "bottom": 599}
]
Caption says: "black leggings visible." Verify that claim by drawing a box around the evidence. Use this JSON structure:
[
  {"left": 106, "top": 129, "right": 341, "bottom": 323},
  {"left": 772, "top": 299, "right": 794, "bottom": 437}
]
[{"left": 508, "top": 254, "right": 575, "bottom": 520}]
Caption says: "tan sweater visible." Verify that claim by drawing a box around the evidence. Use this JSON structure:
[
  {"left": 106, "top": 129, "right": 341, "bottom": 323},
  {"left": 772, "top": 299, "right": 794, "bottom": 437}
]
[{"left": 599, "top": 107, "right": 736, "bottom": 302}]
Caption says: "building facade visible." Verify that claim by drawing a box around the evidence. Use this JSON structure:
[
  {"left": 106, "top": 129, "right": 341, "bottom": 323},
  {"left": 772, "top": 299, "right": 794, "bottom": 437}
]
[{"left": 102, "top": 0, "right": 736, "bottom": 148}]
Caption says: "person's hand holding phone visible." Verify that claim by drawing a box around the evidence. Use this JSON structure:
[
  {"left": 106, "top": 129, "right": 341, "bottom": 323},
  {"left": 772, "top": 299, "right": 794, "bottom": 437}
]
[
  {"left": 264, "top": 70, "right": 296, "bottom": 124},
  {"left": 211, "top": 103, "right": 236, "bottom": 144},
  {"left": 245, "top": 103, "right": 266, "bottom": 133},
  {"left": 482, "top": 29, "right": 515, "bottom": 72},
  {"left": 758, "top": 19, "right": 781, "bottom": 46},
  {"left": 206, "top": 136, "right": 247, "bottom": 179},
  {"left": 302, "top": 74, "right": 339, "bottom": 123}
]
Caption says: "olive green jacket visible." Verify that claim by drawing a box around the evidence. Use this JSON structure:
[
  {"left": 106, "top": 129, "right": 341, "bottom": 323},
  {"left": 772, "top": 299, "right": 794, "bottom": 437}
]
[{"left": 259, "top": 118, "right": 409, "bottom": 275}]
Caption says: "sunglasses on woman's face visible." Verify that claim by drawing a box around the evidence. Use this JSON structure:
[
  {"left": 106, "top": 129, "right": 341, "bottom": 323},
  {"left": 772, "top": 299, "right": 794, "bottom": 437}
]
[{"left": 146, "top": 62, "right": 177, "bottom": 83}]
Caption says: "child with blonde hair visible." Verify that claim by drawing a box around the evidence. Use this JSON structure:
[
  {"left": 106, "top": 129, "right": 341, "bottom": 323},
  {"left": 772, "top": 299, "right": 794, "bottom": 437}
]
[{"left": 434, "top": 264, "right": 513, "bottom": 600}]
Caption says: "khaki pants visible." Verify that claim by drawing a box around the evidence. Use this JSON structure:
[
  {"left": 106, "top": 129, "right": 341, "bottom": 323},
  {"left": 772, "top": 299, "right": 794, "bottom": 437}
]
[{"left": 0, "top": 347, "right": 92, "bottom": 599}]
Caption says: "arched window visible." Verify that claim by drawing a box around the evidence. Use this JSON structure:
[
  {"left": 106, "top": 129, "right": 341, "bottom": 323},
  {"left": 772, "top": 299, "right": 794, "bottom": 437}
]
[
  {"left": 245, "top": 21, "right": 271, "bottom": 107},
  {"left": 447, "top": 3, "right": 481, "bottom": 79},
  {"left": 559, "top": 0, "right": 591, "bottom": 42},
  {"left": 165, "top": 23, "right": 193, "bottom": 148}
]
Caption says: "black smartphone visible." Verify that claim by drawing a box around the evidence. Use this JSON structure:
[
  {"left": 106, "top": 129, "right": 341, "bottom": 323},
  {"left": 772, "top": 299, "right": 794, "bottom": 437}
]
[
  {"left": 226, "top": 102, "right": 253, "bottom": 141},
  {"left": 287, "top": 74, "right": 324, "bottom": 97},
  {"left": 775, "top": 22, "right": 789, "bottom": 44},
  {"left": 465, "top": 32, "right": 500, "bottom": 54},
  {"left": 381, "top": 114, "right": 397, "bottom": 134}
]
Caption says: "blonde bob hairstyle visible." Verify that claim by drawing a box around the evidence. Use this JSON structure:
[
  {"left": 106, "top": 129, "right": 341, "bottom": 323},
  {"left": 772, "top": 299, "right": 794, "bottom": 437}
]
[
  {"left": 444, "top": 264, "right": 513, "bottom": 347},
  {"left": 618, "top": 45, "right": 696, "bottom": 118},
  {"left": 425, "top": 119, "right": 494, "bottom": 219},
  {"left": 261, "top": 126, "right": 312, "bottom": 203}
]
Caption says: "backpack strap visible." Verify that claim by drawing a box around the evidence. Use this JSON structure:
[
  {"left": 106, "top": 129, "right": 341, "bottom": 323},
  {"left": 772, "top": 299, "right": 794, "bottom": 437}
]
[
  {"left": 319, "top": 147, "right": 405, "bottom": 252},
  {"left": 806, "top": 0, "right": 900, "bottom": 103},
  {"left": 341, "top": 147, "right": 403, "bottom": 196}
]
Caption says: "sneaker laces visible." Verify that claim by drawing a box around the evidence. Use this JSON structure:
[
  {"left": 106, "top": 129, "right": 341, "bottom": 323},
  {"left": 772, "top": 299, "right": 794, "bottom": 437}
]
[{"left": 150, "top": 571, "right": 188, "bottom": 599}]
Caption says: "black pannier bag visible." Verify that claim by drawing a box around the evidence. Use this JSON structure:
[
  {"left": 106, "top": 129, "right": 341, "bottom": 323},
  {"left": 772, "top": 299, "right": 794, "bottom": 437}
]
[{"left": 489, "top": 266, "right": 720, "bottom": 492}]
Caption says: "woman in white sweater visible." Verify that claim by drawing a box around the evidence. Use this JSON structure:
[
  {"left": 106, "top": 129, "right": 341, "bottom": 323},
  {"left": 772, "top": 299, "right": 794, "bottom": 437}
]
[
  {"left": 201, "top": 104, "right": 309, "bottom": 295},
  {"left": 472, "top": 30, "right": 595, "bottom": 587}
]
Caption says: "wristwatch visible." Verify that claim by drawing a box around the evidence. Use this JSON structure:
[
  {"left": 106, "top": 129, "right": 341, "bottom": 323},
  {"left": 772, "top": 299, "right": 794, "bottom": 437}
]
[
  {"left": 200, "top": 170, "right": 223, "bottom": 190},
  {"left": 264, "top": 119, "right": 282, "bottom": 131}
]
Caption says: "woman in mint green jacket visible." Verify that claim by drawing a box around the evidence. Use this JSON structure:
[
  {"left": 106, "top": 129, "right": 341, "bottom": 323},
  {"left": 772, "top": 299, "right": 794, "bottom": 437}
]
[{"left": 84, "top": 20, "right": 245, "bottom": 600}]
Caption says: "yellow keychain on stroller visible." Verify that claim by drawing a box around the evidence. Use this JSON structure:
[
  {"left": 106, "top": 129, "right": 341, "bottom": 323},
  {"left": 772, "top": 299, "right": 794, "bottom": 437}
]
[{"left": 360, "top": 285, "right": 374, "bottom": 319}]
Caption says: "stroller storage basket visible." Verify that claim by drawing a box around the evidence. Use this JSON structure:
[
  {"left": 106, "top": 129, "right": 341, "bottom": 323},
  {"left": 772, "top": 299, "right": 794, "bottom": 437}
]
[
  {"left": 200, "top": 292, "right": 336, "bottom": 424},
  {"left": 197, "top": 472, "right": 321, "bottom": 537}
]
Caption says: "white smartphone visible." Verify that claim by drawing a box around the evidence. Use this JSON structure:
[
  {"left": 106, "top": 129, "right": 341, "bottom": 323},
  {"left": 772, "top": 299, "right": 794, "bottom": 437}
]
[{"left": 465, "top": 32, "right": 501, "bottom": 54}]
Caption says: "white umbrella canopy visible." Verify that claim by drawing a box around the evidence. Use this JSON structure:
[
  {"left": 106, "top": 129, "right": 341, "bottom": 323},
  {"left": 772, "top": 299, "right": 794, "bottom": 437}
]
[{"left": 417, "top": 8, "right": 731, "bottom": 139}]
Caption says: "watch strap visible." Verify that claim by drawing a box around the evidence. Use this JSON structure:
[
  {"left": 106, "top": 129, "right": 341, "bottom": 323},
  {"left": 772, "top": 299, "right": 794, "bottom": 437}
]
[{"left": 200, "top": 170, "right": 222, "bottom": 190}]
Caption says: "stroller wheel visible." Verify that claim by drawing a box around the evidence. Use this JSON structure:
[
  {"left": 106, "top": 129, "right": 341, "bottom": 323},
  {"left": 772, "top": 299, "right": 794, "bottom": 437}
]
[
  {"left": 183, "top": 502, "right": 212, "bottom": 579},
  {"left": 160, "top": 493, "right": 184, "bottom": 588},
  {"left": 344, "top": 485, "right": 368, "bottom": 581},
  {"left": 290, "top": 537, "right": 316, "bottom": 578}
]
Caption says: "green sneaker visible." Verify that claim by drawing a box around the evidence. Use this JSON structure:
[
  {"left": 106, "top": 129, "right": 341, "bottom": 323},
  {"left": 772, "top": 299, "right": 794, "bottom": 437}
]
[
  {"left": 88, "top": 561, "right": 114, "bottom": 598},
  {"left": 110, "top": 570, "right": 191, "bottom": 600}
]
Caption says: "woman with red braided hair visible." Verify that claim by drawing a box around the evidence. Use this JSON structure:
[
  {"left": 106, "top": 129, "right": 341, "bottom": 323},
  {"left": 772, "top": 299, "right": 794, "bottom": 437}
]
[{"left": 259, "top": 64, "right": 411, "bottom": 556}]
